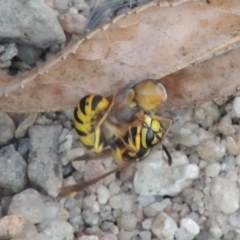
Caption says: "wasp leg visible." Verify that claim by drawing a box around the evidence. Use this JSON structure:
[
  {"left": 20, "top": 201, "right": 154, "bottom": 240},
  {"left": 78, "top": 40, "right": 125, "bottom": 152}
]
[
  {"left": 59, "top": 161, "right": 133, "bottom": 196},
  {"left": 94, "top": 97, "right": 116, "bottom": 153},
  {"left": 70, "top": 149, "right": 112, "bottom": 162}
]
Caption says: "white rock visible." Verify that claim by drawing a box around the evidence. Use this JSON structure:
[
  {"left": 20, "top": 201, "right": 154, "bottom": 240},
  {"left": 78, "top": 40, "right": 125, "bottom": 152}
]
[
  {"left": 151, "top": 212, "right": 177, "bottom": 240},
  {"left": 54, "top": 0, "right": 71, "bottom": 11},
  {"left": 218, "top": 115, "right": 235, "bottom": 136},
  {"left": 38, "top": 220, "right": 74, "bottom": 240},
  {"left": 210, "top": 177, "right": 240, "bottom": 214},
  {"left": 121, "top": 194, "right": 135, "bottom": 212},
  {"left": 109, "top": 195, "right": 122, "bottom": 209},
  {"left": 197, "top": 139, "right": 226, "bottom": 161},
  {"left": 179, "top": 133, "right": 199, "bottom": 147},
  {"left": 118, "top": 213, "right": 137, "bottom": 231},
  {"left": 58, "top": 130, "right": 73, "bottom": 153},
  {"left": 224, "top": 135, "right": 240, "bottom": 156},
  {"left": 118, "top": 229, "right": 139, "bottom": 240},
  {"left": 143, "top": 199, "right": 171, "bottom": 217},
  {"left": 174, "top": 228, "right": 191, "bottom": 240},
  {"left": 59, "top": 12, "right": 87, "bottom": 34},
  {"left": 43, "top": 202, "right": 61, "bottom": 220},
  {"left": 222, "top": 156, "right": 236, "bottom": 172},
  {"left": 69, "top": 214, "right": 84, "bottom": 227},
  {"left": 139, "top": 231, "right": 151, "bottom": 240},
  {"left": 0, "top": 43, "right": 18, "bottom": 62},
  {"left": 109, "top": 224, "right": 119, "bottom": 235},
  {"left": 180, "top": 218, "right": 200, "bottom": 236},
  {"left": 108, "top": 182, "right": 121, "bottom": 196},
  {"left": 205, "top": 163, "right": 221, "bottom": 177},
  {"left": 209, "top": 221, "right": 222, "bottom": 239},
  {"left": 82, "top": 210, "right": 99, "bottom": 226},
  {"left": 134, "top": 151, "right": 199, "bottom": 196},
  {"left": 194, "top": 102, "right": 220, "bottom": 128},
  {"left": 195, "top": 128, "right": 214, "bottom": 142},
  {"left": 142, "top": 218, "right": 153, "bottom": 230},
  {"left": 137, "top": 195, "right": 156, "bottom": 207},
  {"left": 100, "top": 205, "right": 114, "bottom": 221},
  {"left": 236, "top": 154, "right": 240, "bottom": 165},
  {"left": 77, "top": 236, "right": 99, "bottom": 240},
  {"left": 97, "top": 185, "right": 110, "bottom": 205},
  {"left": 83, "top": 195, "right": 96, "bottom": 209},
  {"left": 233, "top": 97, "right": 240, "bottom": 117},
  {"left": 228, "top": 211, "right": 240, "bottom": 229}
]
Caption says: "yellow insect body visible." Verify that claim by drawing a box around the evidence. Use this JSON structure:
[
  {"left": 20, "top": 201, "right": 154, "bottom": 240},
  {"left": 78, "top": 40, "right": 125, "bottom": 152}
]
[{"left": 73, "top": 94, "right": 110, "bottom": 153}]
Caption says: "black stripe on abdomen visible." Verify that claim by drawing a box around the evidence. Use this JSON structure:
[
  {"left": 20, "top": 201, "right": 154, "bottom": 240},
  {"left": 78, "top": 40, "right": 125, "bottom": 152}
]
[
  {"left": 79, "top": 96, "right": 88, "bottom": 115},
  {"left": 91, "top": 95, "right": 103, "bottom": 111},
  {"left": 74, "top": 107, "right": 84, "bottom": 124}
]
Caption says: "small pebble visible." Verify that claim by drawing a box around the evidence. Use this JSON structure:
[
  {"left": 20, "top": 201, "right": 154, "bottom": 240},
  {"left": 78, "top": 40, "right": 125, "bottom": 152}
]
[
  {"left": 0, "top": 145, "right": 27, "bottom": 194},
  {"left": 224, "top": 135, "right": 240, "bottom": 156},
  {"left": 82, "top": 210, "right": 99, "bottom": 226},
  {"left": 151, "top": 212, "right": 177, "bottom": 240},
  {"left": 83, "top": 195, "right": 97, "bottom": 209},
  {"left": 108, "top": 182, "right": 121, "bottom": 196},
  {"left": 210, "top": 177, "right": 240, "bottom": 214},
  {"left": 38, "top": 220, "right": 74, "bottom": 240},
  {"left": 59, "top": 12, "right": 87, "bottom": 34},
  {"left": 142, "top": 218, "right": 153, "bottom": 230},
  {"left": 139, "top": 231, "right": 151, "bottom": 240},
  {"left": 15, "top": 113, "right": 38, "bottom": 138},
  {"left": 180, "top": 218, "right": 200, "bottom": 236},
  {"left": 0, "top": 43, "right": 18, "bottom": 62},
  {"left": 97, "top": 185, "right": 110, "bottom": 205},
  {"left": 118, "top": 213, "right": 137, "bottom": 231},
  {"left": 197, "top": 139, "right": 226, "bottom": 161},
  {"left": 205, "top": 163, "right": 221, "bottom": 177},
  {"left": 233, "top": 97, "right": 240, "bottom": 118},
  {"left": 218, "top": 115, "right": 235, "bottom": 136},
  {"left": 144, "top": 199, "right": 171, "bottom": 217},
  {"left": 109, "top": 195, "right": 122, "bottom": 209}
]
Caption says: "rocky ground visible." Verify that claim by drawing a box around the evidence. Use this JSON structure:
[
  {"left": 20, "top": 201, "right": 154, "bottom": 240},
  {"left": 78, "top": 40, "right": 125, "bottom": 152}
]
[{"left": 0, "top": 0, "right": 240, "bottom": 240}]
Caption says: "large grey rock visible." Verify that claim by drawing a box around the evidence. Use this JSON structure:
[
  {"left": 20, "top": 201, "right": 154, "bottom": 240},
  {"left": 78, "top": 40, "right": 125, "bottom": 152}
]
[
  {"left": 8, "top": 189, "right": 45, "bottom": 224},
  {"left": 0, "top": 145, "right": 27, "bottom": 194},
  {"left": 28, "top": 125, "right": 62, "bottom": 197},
  {"left": 0, "top": 0, "right": 66, "bottom": 48},
  {"left": 134, "top": 151, "right": 199, "bottom": 196}
]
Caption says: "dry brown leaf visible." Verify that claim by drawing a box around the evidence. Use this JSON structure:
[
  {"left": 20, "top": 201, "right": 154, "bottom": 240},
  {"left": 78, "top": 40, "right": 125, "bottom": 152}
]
[{"left": 0, "top": 0, "right": 240, "bottom": 112}]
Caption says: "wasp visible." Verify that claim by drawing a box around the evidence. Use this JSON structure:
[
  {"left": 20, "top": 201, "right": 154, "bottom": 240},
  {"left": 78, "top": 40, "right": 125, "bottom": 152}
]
[{"left": 59, "top": 79, "right": 172, "bottom": 196}]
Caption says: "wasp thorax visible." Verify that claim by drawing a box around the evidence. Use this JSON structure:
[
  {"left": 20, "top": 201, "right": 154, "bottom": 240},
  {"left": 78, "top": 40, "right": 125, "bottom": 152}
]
[{"left": 133, "top": 79, "right": 167, "bottom": 111}]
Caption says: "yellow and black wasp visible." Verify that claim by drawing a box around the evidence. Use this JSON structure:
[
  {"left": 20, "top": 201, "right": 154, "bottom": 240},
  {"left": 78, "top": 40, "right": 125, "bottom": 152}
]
[{"left": 59, "top": 79, "right": 172, "bottom": 196}]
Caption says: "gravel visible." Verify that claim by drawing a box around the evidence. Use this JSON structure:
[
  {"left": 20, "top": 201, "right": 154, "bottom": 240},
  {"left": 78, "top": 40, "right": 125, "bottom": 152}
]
[
  {"left": 1, "top": 94, "right": 239, "bottom": 239},
  {"left": 1, "top": 0, "right": 240, "bottom": 240}
]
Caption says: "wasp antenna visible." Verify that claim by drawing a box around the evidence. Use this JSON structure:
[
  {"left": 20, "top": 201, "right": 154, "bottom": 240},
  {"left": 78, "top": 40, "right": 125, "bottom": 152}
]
[{"left": 162, "top": 144, "right": 172, "bottom": 166}]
